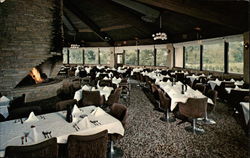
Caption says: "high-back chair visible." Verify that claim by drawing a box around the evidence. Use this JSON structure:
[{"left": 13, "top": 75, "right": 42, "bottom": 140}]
[
  {"left": 109, "top": 103, "right": 128, "bottom": 157},
  {"left": 106, "top": 87, "right": 122, "bottom": 107},
  {"left": 178, "top": 98, "right": 207, "bottom": 134},
  {"left": 194, "top": 83, "right": 206, "bottom": 94},
  {"left": 67, "top": 130, "right": 108, "bottom": 158},
  {"left": 158, "top": 88, "right": 176, "bottom": 122},
  {"left": 79, "top": 91, "right": 104, "bottom": 107},
  {"left": 5, "top": 138, "right": 58, "bottom": 158}
]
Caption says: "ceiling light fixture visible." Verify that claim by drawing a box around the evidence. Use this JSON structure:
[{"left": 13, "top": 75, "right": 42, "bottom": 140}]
[{"left": 152, "top": 16, "right": 167, "bottom": 40}]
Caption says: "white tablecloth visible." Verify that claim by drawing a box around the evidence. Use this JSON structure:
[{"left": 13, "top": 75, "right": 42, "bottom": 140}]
[
  {"left": 207, "top": 80, "right": 222, "bottom": 90},
  {"left": 240, "top": 102, "right": 249, "bottom": 124},
  {"left": 225, "top": 87, "right": 249, "bottom": 94},
  {"left": 0, "top": 106, "right": 124, "bottom": 157},
  {"left": 159, "top": 82, "right": 213, "bottom": 111}
]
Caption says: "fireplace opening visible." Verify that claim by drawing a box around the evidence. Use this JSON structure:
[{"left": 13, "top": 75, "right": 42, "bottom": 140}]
[{"left": 15, "top": 67, "right": 55, "bottom": 88}]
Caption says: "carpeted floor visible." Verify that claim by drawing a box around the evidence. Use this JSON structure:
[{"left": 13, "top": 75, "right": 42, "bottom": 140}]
[{"left": 116, "top": 84, "right": 248, "bottom": 158}]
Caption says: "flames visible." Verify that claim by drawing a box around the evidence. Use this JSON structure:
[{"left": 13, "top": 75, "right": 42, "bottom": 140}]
[{"left": 29, "top": 68, "right": 44, "bottom": 84}]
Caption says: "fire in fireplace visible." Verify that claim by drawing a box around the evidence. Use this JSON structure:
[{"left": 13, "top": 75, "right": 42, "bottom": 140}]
[
  {"left": 15, "top": 67, "right": 49, "bottom": 88},
  {"left": 29, "top": 68, "right": 44, "bottom": 84}
]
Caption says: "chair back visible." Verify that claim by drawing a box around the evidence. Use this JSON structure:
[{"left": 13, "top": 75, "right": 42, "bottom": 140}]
[
  {"left": 158, "top": 89, "right": 171, "bottom": 111},
  {"left": 194, "top": 83, "right": 206, "bottom": 94},
  {"left": 99, "top": 80, "right": 112, "bottom": 87},
  {"left": 106, "top": 87, "right": 122, "bottom": 106},
  {"left": 5, "top": 138, "right": 58, "bottom": 158},
  {"left": 67, "top": 130, "right": 108, "bottom": 158},
  {"left": 175, "top": 73, "right": 184, "bottom": 82},
  {"left": 110, "top": 103, "right": 128, "bottom": 128},
  {"left": 151, "top": 84, "right": 159, "bottom": 100},
  {"left": 9, "top": 94, "right": 25, "bottom": 111},
  {"left": 179, "top": 97, "right": 207, "bottom": 118},
  {"left": 81, "top": 91, "right": 104, "bottom": 107}
]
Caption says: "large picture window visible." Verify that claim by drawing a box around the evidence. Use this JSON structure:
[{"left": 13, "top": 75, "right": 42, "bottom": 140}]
[
  {"left": 84, "top": 49, "right": 98, "bottom": 64},
  {"left": 185, "top": 45, "right": 200, "bottom": 69},
  {"left": 69, "top": 48, "right": 83, "bottom": 64},
  {"left": 228, "top": 41, "right": 243, "bottom": 74},
  {"left": 99, "top": 49, "right": 110, "bottom": 65},
  {"left": 125, "top": 49, "right": 138, "bottom": 65},
  {"left": 139, "top": 48, "right": 154, "bottom": 66},
  {"left": 203, "top": 42, "right": 224, "bottom": 72},
  {"left": 156, "top": 48, "right": 168, "bottom": 66}
]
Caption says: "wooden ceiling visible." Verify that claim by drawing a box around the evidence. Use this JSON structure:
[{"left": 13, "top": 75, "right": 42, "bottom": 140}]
[{"left": 63, "top": 0, "right": 249, "bottom": 47}]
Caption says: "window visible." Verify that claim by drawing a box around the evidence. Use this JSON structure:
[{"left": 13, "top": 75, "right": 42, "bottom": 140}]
[
  {"left": 125, "top": 49, "right": 138, "bottom": 65},
  {"left": 156, "top": 48, "right": 168, "bottom": 66},
  {"left": 99, "top": 49, "right": 110, "bottom": 65},
  {"left": 203, "top": 42, "right": 224, "bottom": 72},
  {"left": 62, "top": 48, "right": 68, "bottom": 64},
  {"left": 228, "top": 41, "right": 243, "bottom": 74},
  {"left": 84, "top": 49, "right": 98, "bottom": 64},
  {"left": 185, "top": 45, "right": 200, "bottom": 69},
  {"left": 69, "top": 48, "right": 83, "bottom": 64},
  {"left": 139, "top": 48, "right": 154, "bottom": 66}
]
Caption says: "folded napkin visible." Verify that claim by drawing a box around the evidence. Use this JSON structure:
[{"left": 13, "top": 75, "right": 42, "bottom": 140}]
[
  {"left": 72, "top": 104, "right": 82, "bottom": 115},
  {"left": 82, "top": 85, "right": 91, "bottom": 91},
  {"left": 235, "top": 85, "right": 240, "bottom": 90},
  {"left": 201, "top": 74, "right": 205, "bottom": 77},
  {"left": 74, "top": 89, "right": 82, "bottom": 101},
  {"left": 166, "top": 79, "right": 171, "bottom": 83},
  {"left": 103, "top": 77, "right": 109, "bottom": 80},
  {"left": 25, "top": 112, "right": 39, "bottom": 123},
  {"left": 230, "top": 78, "right": 235, "bottom": 82},
  {"left": 176, "top": 81, "right": 182, "bottom": 85},
  {"left": 166, "top": 75, "right": 170, "bottom": 78},
  {"left": 0, "top": 96, "right": 10, "bottom": 102},
  {"left": 91, "top": 87, "right": 98, "bottom": 91},
  {"left": 215, "top": 78, "right": 219, "bottom": 82},
  {"left": 117, "top": 77, "right": 122, "bottom": 81},
  {"left": 192, "top": 74, "right": 195, "bottom": 77},
  {"left": 91, "top": 107, "right": 105, "bottom": 116}
]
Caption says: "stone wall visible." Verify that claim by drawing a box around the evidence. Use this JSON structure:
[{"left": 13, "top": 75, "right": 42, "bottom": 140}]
[{"left": 0, "top": 0, "right": 62, "bottom": 95}]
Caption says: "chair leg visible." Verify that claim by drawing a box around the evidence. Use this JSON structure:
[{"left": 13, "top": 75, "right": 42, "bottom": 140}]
[
  {"left": 185, "top": 118, "right": 205, "bottom": 134},
  {"left": 108, "top": 140, "right": 123, "bottom": 158},
  {"left": 202, "top": 111, "right": 216, "bottom": 124},
  {"left": 160, "top": 108, "right": 176, "bottom": 123}
]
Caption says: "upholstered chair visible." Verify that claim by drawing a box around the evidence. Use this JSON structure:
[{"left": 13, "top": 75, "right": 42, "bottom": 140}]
[
  {"left": 179, "top": 98, "right": 207, "bottom": 134},
  {"left": 109, "top": 103, "right": 128, "bottom": 158},
  {"left": 67, "top": 130, "right": 108, "bottom": 158},
  {"left": 158, "top": 88, "right": 176, "bottom": 122},
  {"left": 79, "top": 91, "right": 104, "bottom": 107},
  {"left": 55, "top": 99, "right": 77, "bottom": 111},
  {"left": 106, "top": 87, "right": 122, "bottom": 107},
  {"left": 5, "top": 138, "right": 58, "bottom": 158},
  {"left": 194, "top": 83, "right": 206, "bottom": 94}
]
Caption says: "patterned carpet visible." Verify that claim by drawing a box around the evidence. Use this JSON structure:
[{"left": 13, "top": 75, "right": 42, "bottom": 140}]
[{"left": 116, "top": 84, "right": 248, "bottom": 158}]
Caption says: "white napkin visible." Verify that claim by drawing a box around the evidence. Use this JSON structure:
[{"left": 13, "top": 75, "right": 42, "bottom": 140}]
[
  {"left": 166, "top": 75, "right": 170, "bottom": 78},
  {"left": 91, "top": 87, "right": 98, "bottom": 91},
  {"left": 78, "top": 116, "right": 91, "bottom": 128},
  {"left": 91, "top": 107, "right": 105, "bottom": 116},
  {"left": 0, "top": 96, "right": 10, "bottom": 102},
  {"left": 215, "top": 78, "right": 219, "bottom": 82},
  {"left": 82, "top": 85, "right": 90, "bottom": 91},
  {"left": 201, "top": 74, "right": 205, "bottom": 77},
  {"left": 72, "top": 104, "right": 82, "bottom": 115},
  {"left": 103, "top": 77, "right": 109, "bottom": 80},
  {"left": 235, "top": 85, "right": 240, "bottom": 90},
  {"left": 176, "top": 81, "right": 182, "bottom": 85},
  {"left": 230, "top": 78, "right": 235, "bottom": 82},
  {"left": 117, "top": 77, "right": 122, "bottom": 81},
  {"left": 74, "top": 89, "right": 82, "bottom": 101},
  {"left": 192, "top": 74, "right": 195, "bottom": 77},
  {"left": 167, "top": 79, "right": 171, "bottom": 83},
  {"left": 25, "top": 112, "right": 39, "bottom": 123}
]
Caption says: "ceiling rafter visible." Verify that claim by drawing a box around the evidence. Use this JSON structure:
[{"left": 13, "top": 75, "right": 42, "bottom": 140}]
[
  {"left": 64, "top": 1, "right": 114, "bottom": 46},
  {"left": 135, "top": 0, "right": 245, "bottom": 31},
  {"left": 63, "top": 13, "right": 78, "bottom": 33},
  {"left": 78, "top": 24, "right": 132, "bottom": 32}
]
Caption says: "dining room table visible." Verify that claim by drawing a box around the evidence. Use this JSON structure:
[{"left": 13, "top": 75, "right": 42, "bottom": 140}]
[
  {"left": 156, "top": 81, "right": 214, "bottom": 111},
  {"left": 0, "top": 105, "right": 124, "bottom": 157}
]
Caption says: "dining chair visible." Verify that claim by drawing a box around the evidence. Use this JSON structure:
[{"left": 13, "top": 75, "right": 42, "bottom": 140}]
[
  {"left": 194, "top": 83, "right": 206, "bottom": 94},
  {"left": 55, "top": 99, "right": 77, "bottom": 111},
  {"left": 5, "top": 138, "right": 58, "bottom": 158},
  {"left": 108, "top": 103, "right": 128, "bottom": 158},
  {"left": 178, "top": 97, "right": 207, "bottom": 134},
  {"left": 151, "top": 83, "right": 161, "bottom": 111},
  {"left": 106, "top": 87, "right": 122, "bottom": 107},
  {"left": 7, "top": 105, "right": 42, "bottom": 120},
  {"left": 79, "top": 91, "right": 104, "bottom": 107},
  {"left": 158, "top": 88, "right": 176, "bottom": 123},
  {"left": 8, "top": 94, "right": 25, "bottom": 111},
  {"left": 67, "top": 130, "right": 108, "bottom": 158}
]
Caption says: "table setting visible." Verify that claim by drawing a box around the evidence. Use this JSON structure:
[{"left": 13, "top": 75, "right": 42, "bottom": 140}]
[{"left": 0, "top": 105, "right": 124, "bottom": 157}]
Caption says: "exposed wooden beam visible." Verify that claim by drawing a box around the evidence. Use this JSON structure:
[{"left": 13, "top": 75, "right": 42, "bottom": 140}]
[
  {"left": 63, "top": 14, "right": 78, "bottom": 33},
  {"left": 78, "top": 24, "right": 132, "bottom": 32},
  {"left": 64, "top": 1, "right": 114, "bottom": 46},
  {"left": 135, "top": 0, "right": 244, "bottom": 31}
]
